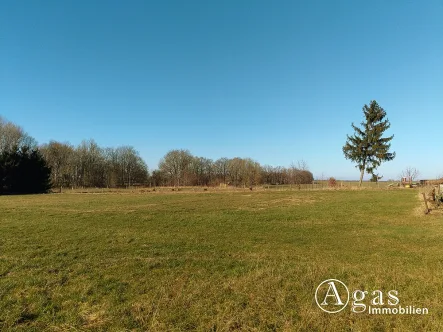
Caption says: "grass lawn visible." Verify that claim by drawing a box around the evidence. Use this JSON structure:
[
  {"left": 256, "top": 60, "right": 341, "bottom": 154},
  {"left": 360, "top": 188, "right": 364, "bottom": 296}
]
[{"left": 1, "top": 189, "right": 442, "bottom": 331}]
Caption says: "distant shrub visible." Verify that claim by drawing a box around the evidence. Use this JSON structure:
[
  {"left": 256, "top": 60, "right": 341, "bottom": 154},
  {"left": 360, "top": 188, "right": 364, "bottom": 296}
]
[{"left": 328, "top": 177, "right": 337, "bottom": 187}]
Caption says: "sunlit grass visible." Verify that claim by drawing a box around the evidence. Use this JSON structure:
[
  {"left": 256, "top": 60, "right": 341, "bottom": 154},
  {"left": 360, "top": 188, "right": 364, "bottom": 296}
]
[{"left": 1, "top": 189, "right": 442, "bottom": 330}]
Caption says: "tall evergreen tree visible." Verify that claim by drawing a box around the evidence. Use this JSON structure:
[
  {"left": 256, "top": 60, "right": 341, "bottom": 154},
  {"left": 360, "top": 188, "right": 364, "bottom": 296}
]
[
  {"left": 343, "top": 100, "right": 396, "bottom": 186},
  {"left": 0, "top": 147, "right": 51, "bottom": 194}
]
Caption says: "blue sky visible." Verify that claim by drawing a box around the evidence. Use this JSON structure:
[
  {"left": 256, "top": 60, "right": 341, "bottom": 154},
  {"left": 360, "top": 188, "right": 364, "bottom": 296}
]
[{"left": 1, "top": 0, "right": 442, "bottom": 180}]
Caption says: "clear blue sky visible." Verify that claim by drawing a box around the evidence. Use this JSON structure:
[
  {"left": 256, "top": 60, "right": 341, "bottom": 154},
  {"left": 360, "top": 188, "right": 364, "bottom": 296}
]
[{"left": 1, "top": 0, "right": 442, "bottom": 180}]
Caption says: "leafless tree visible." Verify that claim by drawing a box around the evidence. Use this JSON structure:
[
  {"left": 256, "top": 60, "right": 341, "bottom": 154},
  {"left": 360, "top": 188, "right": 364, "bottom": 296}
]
[
  {"left": 228, "top": 157, "right": 246, "bottom": 187},
  {"left": 214, "top": 158, "right": 230, "bottom": 185},
  {"left": 40, "top": 141, "right": 75, "bottom": 188},
  {"left": 0, "top": 116, "right": 36, "bottom": 152},
  {"left": 401, "top": 167, "right": 420, "bottom": 181},
  {"left": 296, "top": 159, "right": 309, "bottom": 171},
  {"left": 244, "top": 158, "right": 261, "bottom": 186},
  {"left": 159, "top": 149, "right": 193, "bottom": 186}
]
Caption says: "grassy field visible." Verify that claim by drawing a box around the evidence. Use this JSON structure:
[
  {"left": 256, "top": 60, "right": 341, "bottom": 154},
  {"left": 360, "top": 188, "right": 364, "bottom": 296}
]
[{"left": 1, "top": 189, "right": 442, "bottom": 331}]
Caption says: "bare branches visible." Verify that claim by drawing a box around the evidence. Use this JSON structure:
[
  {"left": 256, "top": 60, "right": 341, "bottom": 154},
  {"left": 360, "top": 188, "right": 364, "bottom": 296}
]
[
  {"left": 0, "top": 116, "right": 37, "bottom": 152},
  {"left": 401, "top": 167, "right": 420, "bottom": 182}
]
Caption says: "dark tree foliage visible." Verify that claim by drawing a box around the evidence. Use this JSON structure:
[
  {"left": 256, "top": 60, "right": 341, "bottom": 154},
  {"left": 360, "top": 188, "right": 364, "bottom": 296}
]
[
  {"left": 370, "top": 173, "right": 383, "bottom": 183},
  {"left": 0, "top": 147, "right": 51, "bottom": 195},
  {"left": 343, "top": 100, "right": 395, "bottom": 186}
]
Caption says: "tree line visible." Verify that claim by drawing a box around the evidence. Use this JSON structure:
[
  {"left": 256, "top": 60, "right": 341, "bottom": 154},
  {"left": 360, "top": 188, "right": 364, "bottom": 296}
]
[
  {"left": 40, "top": 140, "right": 148, "bottom": 189},
  {"left": 2, "top": 99, "right": 400, "bottom": 192},
  {"left": 153, "top": 149, "right": 313, "bottom": 187},
  {"left": 0, "top": 116, "right": 313, "bottom": 193}
]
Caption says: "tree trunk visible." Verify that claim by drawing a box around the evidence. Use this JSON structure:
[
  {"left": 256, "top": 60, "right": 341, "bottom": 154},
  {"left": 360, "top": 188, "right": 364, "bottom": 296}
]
[{"left": 359, "top": 167, "right": 365, "bottom": 187}]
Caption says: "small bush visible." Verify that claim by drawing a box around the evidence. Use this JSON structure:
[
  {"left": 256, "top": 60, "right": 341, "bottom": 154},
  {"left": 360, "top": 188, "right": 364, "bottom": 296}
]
[{"left": 328, "top": 177, "right": 337, "bottom": 187}]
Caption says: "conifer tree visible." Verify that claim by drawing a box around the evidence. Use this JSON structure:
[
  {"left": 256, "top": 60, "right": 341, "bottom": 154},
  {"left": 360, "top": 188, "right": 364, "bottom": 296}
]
[
  {"left": 0, "top": 146, "right": 51, "bottom": 194},
  {"left": 343, "top": 100, "right": 395, "bottom": 186}
]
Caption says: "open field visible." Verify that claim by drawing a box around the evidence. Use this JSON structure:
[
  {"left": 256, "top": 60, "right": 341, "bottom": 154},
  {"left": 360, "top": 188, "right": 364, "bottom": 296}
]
[
  {"left": 1, "top": 189, "right": 443, "bottom": 331},
  {"left": 54, "top": 180, "right": 396, "bottom": 194}
]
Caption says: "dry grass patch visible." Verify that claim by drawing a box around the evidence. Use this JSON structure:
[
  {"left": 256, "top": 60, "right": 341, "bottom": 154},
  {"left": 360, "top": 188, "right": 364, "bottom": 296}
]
[{"left": 1, "top": 189, "right": 442, "bottom": 330}]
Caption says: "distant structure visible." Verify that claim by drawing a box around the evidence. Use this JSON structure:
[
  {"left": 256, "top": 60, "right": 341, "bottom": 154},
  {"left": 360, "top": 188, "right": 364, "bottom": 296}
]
[
  {"left": 420, "top": 179, "right": 443, "bottom": 186},
  {"left": 401, "top": 176, "right": 412, "bottom": 187}
]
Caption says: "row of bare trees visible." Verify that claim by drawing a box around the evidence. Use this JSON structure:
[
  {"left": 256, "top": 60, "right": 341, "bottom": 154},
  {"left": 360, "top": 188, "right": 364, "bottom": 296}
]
[
  {"left": 153, "top": 149, "right": 314, "bottom": 187},
  {"left": 40, "top": 140, "right": 148, "bottom": 188},
  {"left": 1, "top": 117, "right": 314, "bottom": 189}
]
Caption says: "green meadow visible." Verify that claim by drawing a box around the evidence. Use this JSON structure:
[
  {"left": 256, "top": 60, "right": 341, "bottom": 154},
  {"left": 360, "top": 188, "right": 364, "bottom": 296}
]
[{"left": 1, "top": 189, "right": 442, "bottom": 331}]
